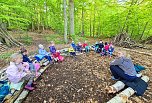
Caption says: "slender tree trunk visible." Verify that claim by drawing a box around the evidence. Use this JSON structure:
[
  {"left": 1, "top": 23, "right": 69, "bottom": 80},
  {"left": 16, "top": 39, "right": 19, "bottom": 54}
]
[
  {"left": 93, "top": 5, "right": 95, "bottom": 37},
  {"left": 69, "top": 0, "right": 74, "bottom": 35},
  {"left": 63, "top": 0, "right": 68, "bottom": 44},
  {"left": 147, "top": 27, "right": 152, "bottom": 36},
  {"left": 45, "top": 0, "right": 48, "bottom": 29},
  {"left": 37, "top": 12, "right": 40, "bottom": 31},
  {"left": 130, "top": 29, "right": 134, "bottom": 37},
  {"left": 139, "top": 21, "right": 149, "bottom": 40},
  {"left": 136, "top": 13, "right": 140, "bottom": 36},
  {"left": 126, "top": 25, "right": 129, "bottom": 33},
  {"left": 98, "top": 12, "right": 101, "bottom": 37},
  {"left": 81, "top": 6, "right": 84, "bottom": 36},
  {"left": 89, "top": 10, "right": 92, "bottom": 37},
  {"left": 121, "top": 0, "right": 137, "bottom": 32}
]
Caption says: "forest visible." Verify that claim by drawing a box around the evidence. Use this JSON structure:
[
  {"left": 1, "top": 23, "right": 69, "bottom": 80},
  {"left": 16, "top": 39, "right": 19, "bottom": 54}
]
[{"left": 0, "top": 0, "right": 152, "bottom": 103}]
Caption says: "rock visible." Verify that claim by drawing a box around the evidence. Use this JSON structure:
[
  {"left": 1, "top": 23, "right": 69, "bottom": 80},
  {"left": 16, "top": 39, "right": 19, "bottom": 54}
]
[{"left": 43, "top": 100, "right": 47, "bottom": 103}]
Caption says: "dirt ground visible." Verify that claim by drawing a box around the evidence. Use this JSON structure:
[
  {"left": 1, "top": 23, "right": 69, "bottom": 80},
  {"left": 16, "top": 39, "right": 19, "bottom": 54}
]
[
  {"left": 0, "top": 32, "right": 152, "bottom": 103},
  {"left": 23, "top": 50, "right": 152, "bottom": 103}
]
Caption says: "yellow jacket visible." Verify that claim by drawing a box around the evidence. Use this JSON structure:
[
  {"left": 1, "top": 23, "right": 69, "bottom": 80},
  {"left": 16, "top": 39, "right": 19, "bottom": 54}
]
[{"left": 68, "top": 48, "right": 75, "bottom": 52}]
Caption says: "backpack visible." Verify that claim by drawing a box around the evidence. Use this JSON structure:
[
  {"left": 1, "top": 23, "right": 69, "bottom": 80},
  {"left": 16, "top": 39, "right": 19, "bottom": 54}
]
[{"left": 0, "top": 80, "right": 10, "bottom": 102}]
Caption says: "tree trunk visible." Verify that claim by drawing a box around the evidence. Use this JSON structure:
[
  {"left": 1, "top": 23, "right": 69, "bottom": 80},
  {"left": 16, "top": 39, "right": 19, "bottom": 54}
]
[
  {"left": 121, "top": 0, "right": 137, "bottom": 32},
  {"left": 89, "top": 11, "right": 92, "bottom": 37},
  {"left": 139, "top": 21, "right": 149, "bottom": 40},
  {"left": 69, "top": 0, "right": 74, "bottom": 35},
  {"left": 130, "top": 29, "right": 134, "bottom": 37},
  {"left": 93, "top": 5, "right": 95, "bottom": 37},
  {"left": 81, "top": 6, "right": 84, "bottom": 36},
  {"left": 98, "top": 12, "right": 101, "bottom": 37},
  {"left": 63, "top": 0, "right": 68, "bottom": 44}
]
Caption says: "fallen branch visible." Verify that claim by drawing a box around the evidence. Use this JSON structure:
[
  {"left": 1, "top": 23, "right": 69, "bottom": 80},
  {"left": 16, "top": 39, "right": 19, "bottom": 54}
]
[{"left": 123, "top": 48, "right": 152, "bottom": 56}]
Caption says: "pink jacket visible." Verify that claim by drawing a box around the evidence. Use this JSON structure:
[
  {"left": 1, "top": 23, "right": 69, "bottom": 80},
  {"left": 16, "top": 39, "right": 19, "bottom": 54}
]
[
  {"left": 6, "top": 62, "right": 29, "bottom": 83},
  {"left": 104, "top": 45, "right": 109, "bottom": 51}
]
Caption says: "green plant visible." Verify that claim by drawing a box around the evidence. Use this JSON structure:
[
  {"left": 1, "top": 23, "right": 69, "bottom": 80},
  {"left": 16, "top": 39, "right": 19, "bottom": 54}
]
[
  {"left": 44, "top": 34, "right": 65, "bottom": 44},
  {"left": 19, "top": 35, "right": 33, "bottom": 45}
]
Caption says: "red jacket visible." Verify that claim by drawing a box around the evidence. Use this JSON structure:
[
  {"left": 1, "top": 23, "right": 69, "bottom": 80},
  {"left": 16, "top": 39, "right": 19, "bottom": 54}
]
[{"left": 82, "top": 43, "right": 88, "bottom": 48}]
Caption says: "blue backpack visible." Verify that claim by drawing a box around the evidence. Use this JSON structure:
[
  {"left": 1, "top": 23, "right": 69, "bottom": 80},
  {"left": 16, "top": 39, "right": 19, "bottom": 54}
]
[
  {"left": 0, "top": 80, "right": 10, "bottom": 102},
  {"left": 134, "top": 64, "right": 145, "bottom": 72}
]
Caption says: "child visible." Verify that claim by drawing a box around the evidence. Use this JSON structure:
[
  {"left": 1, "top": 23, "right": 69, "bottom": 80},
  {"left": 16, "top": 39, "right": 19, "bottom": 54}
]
[
  {"left": 35, "top": 44, "right": 52, "bottom": 63},
  {"left": 6, "top": 53, "right": 35, "bottom": 90},
  {"left": 71, "top": 41, "right": 77, "bottom": 51},
  {"left": 68, "top": 45, "right": 76, "bottom": 57},
  {"left": 77, "top": 42, "right": 82, "bottom": 53},
  {"left": 95, "top": 42, "right": 100, "bottom": 53},
  {"left": 104, "top": 42, "right": 109, "bottom": 51},
  {"left": 20, "top": 48, "right": 40, "bottom": 77},
  {"left": 101, "top": 48, "right": 107, "bottom": 56},
  {"left": 82, "top": 41, "right": 90, "bottom": 53},
  {"left": 49, "top": 41, "right": 64, "bottom": 62},
  {"left": 98, "top": 40, "right": 104, "bottom": 53},
  {"left": 108, "top": 45, "right": 114, "bottom": 58},
  {"left": 109, "top": 41, "right": 113, "bottom": 47}
]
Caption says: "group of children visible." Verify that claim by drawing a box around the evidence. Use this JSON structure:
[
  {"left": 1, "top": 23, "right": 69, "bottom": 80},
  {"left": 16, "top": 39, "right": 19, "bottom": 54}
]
[
  {"left": 93, "top": 40, "right": 114, "bottom": 58},
  {"left": 34, "top": 41, "right": 64, "bottom": 63},
  {"left": 68, "top": 40, "right": 115, "bottom": 58},
  {"left": 68, "top": 41, "right": 90, "bottom": 57},
  {"left": 6, "top": 41, "right": 64, "bottom": 91},
  {"left": 5, "top": 40, "right": 114, "bottom": 92}
]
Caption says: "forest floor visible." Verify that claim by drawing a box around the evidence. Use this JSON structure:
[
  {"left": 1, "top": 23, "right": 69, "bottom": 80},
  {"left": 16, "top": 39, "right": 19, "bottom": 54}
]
[{"left": 0, "top": 31, "right": 152, "bottom": 103}]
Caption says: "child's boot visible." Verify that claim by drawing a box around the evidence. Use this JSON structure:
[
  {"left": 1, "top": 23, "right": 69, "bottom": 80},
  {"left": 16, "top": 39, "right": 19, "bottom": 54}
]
[{"left": 25, "top": 85, "right": 35, "bottom": 90}]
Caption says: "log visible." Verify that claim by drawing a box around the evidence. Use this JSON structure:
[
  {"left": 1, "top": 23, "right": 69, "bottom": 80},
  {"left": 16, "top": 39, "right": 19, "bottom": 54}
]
[
  {"left": 4, "top": 83, "right": 26, "bottom": 103},
  {"left": 123, "top": 48, "right": 152, "bottom": 56},
  {"left": 0, "top": 68, "right": 7, "bottom": 81},
  {"left": 107, "top": 76, "right": 149, "bottom": 103}
]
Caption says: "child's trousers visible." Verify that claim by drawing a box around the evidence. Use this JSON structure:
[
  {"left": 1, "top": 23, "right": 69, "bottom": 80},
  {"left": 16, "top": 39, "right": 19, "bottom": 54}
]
[{"left": 20, "top": 74, "right": 35, "bottom": 86}]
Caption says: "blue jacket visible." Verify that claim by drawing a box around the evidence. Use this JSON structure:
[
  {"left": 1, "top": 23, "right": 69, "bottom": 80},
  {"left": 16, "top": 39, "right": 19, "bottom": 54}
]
[
  {"left": 71, "top": 43, "right": 76, "bottom": 49},
  {"left": 38, "top": 48, "right": 48, "bottom": 56},
  {"left": 109, "top": 47, "right": 114, "bottom": 52},
  {"left": 22, "top": 54, "right": 32, "bottom": 63}
]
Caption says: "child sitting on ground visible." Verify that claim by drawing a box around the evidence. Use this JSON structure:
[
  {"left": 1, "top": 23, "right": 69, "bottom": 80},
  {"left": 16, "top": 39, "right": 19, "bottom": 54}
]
[
  {"left": 98, "top": 40, "right": 104, "bottom": 53},
  {"left": 108, "top": 45, "right": 114, "bottom": 58},
  {"left": 101, "top": 42, "right": 109, "bottom": 56},
  {"left": 49, "top": 41, "right": 64, "bottom": 62},
  {"left": 35, "top": 44, "right": 52, "bottom": 63},
  {"left": 82, "top": 41, "right": 90, "bottom": 53},
  {"left": 104, "top": 42, "right": 109, "bottom": 51},
  {"left": 71, "top": 41, "right": 77, "bottom": 51},
  {"left": 6, "top": 53, "right": 35, "bottom": 90},
  {"left": 94, "top": 41, "right": 100, "bottom": 53},
  {"left": 77, "top": 42, "right": 82, "bottom": 53},
  {"left": 20, "top": 48, "right": 40, "bottom": 77},
  {"left": 68, "top": 45, "right": 76, "bottom": 57}
]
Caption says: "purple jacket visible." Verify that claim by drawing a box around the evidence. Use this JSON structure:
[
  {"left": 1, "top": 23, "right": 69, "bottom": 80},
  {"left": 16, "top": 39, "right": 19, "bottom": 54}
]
[
  {"left": 6, "top": 62, "right": 29, "bottom": 83},
  {"left": 49, "top": 46, "right": 56, "bottom": 54}
]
